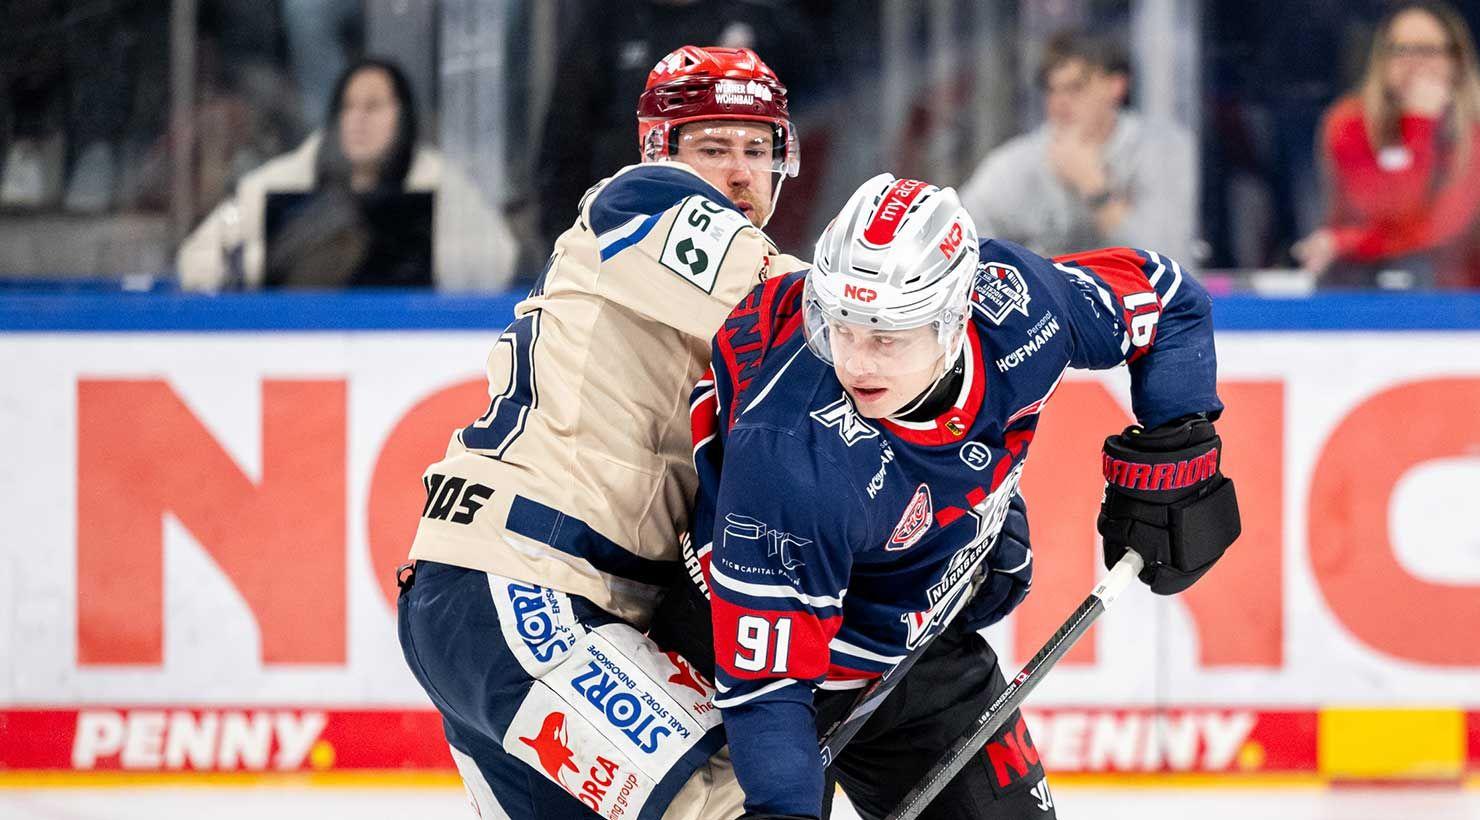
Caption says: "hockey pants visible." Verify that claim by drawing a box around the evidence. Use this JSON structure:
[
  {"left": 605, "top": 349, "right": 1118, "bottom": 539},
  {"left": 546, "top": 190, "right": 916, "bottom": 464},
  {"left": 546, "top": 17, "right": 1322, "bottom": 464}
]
[
  {"left": 816, "top": 620, "right": 1058, "bottom": 820},
  {"left": 397, "top": 560, "right": 744, "bottom": 820}
]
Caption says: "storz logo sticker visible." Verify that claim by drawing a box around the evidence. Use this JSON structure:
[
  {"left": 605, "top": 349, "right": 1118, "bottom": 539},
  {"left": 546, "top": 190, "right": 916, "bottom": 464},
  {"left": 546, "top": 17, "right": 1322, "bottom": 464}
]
[
  {"left": 810, "top": 396, "right": 879, "bottom": 446},
  {"left": 970, "top": 262, "right": 1031, "bottom": 325},
  {"left": 960, "top": 441, "right": 993, "bottom": 471},
  {"left": 659, "top": 195, "right": 749, "bottom": 293},
  {"left": 887, "top": 484, "right": 933, "bottom": 552},
  {"left": 507, "top": 582, "right": 581, "bottom": 665},
  {"left": 494, "top": 581, "right": 587, "bottom": 676},
  {"left": 570, "top": 659, "right": 673, "bottom": 755},
  {"left": 507, "top": 631, "right": 714, "bottom": 814},
  {"left": 552, "top": 635, "right": 704, "bottom": 774}
]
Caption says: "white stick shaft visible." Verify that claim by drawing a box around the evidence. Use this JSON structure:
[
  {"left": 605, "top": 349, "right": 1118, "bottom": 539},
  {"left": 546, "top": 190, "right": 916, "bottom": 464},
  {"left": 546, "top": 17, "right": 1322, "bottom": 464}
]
[{"left": 1093, "top": 550, "right": 1145, "bottom": 608}]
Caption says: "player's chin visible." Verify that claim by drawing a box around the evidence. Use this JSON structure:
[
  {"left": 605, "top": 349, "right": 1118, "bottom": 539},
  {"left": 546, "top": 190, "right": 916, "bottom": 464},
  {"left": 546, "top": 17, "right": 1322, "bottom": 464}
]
[
  {"left": 736, "top": 199, "right": 766, "bottom": 227},
  {"left": 845, "top": 386, "right": 895, "bottom": 418}
]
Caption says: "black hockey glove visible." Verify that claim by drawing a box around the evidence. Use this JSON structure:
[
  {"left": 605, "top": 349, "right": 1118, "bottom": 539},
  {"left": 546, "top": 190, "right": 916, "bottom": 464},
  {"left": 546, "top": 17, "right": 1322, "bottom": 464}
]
[
  {"left": 647, "top": 532, "right": 718, "bottom": 679},
  {"left": 1098, "top": 415, "right": 1240, "bottom": 595},
  {"left": 961, "top": 491, "right": 1033, "bottom": 631},
  {"left": 738, "top": 814, "right": 819, "bottom": 820}
]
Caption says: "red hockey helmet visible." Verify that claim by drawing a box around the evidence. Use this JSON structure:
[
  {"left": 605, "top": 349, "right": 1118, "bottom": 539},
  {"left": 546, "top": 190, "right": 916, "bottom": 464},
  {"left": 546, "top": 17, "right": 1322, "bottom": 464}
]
[{"left": 636, "top": 46, "right": 799, "bottom": 179}]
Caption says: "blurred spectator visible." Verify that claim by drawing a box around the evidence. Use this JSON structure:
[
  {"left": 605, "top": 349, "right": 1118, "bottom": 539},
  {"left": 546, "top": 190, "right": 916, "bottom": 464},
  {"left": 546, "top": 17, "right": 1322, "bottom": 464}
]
[
  {"left": 1293, "top": 1, "right": 1480, "bottom": 289},
  {"left": 958, "top": 29, "right": 1196, "bottom": 264},
  {"left": 178, "top": 58, "right": 516, "bottom": 291},
  {"left": 0, "top": 0, "right": 302, "bottom": 217},
  {"left": 533, "top": 0, "right": 823, "bottom": 255},
  {"left": 1198, "top": 0, "right": 1381, "bottom": 271},
  {"left": 0, "top": 0, "right": 69, "bottom": 209},
  {"left": 0, "top": 0, "right": 143, "bottom": 212},
  {"left": 185, "top": 1, "right": 310, "bottom": 221}
]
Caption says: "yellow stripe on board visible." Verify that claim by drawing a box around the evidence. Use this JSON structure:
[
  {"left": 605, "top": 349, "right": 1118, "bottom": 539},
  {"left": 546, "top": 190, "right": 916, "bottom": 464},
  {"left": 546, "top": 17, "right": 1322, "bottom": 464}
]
[{"left": 1318, "top": 707, "right": 1465, "bottom": 779}]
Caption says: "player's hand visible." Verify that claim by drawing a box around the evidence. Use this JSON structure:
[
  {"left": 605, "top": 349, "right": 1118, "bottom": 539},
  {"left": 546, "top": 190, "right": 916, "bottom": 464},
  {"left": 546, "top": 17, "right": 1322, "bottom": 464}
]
[
  {"left": 962, "top": 492, "right": 1033, "bottom": 630},
  {"left": 646, "top": 534, "right": 718, "bottom": 679},
  {"left": 1097, "top": 416, "right": 1241, "bottom": 595}
]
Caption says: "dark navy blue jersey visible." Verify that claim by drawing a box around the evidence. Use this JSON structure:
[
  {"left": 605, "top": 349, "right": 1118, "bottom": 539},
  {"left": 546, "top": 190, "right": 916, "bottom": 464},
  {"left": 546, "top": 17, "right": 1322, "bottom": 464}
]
[{"left": 687, "top": 240, "right": 1222, "bottom": 817}]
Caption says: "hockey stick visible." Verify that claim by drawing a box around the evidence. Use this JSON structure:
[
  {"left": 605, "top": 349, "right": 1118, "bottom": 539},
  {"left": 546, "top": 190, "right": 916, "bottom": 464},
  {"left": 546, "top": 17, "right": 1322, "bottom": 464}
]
[
  {"left": 817, "top": 539, "right": 1004, "bottom": 766},
  {"left": 817, "top": 607, "right": 938, "bottom": 767},
  {"left": 817, "top": 487, "right": 1032, "bottom": 767},
  {"left": 884, "top": 551, "right": 1146, "bottom": 820}
]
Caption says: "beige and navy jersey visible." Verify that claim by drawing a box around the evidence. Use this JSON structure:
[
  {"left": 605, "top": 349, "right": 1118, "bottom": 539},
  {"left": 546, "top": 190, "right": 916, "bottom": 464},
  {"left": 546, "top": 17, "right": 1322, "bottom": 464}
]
[{"left": 409, "top": 162, "right": 808, "bottom": 627}]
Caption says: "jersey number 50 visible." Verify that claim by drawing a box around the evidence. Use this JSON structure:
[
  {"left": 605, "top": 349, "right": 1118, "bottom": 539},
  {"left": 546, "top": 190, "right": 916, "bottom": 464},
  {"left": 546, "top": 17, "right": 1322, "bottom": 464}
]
[
  {"left": 734, "top": 614, "right": 793, "bottom": 674},
  {"left": 460, "top": 310, "right": 542, "bottom": 457}
]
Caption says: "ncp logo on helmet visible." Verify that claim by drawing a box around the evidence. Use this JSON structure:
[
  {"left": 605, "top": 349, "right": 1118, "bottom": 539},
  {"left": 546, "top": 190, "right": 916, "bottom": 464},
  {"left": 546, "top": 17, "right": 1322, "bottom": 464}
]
[
  {"left": 803, "top": 174, "right": 981, "bottom": 419},
  {"left": 636, "top": 46, "right": 800, "bottom": 228}
]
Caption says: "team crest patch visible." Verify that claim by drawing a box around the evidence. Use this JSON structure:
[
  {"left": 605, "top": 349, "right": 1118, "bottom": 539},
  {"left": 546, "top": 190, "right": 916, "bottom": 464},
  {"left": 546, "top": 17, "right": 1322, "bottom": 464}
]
[
  {"left": 887, "top": 484, "right": 933, "bottom": 551},
  {"left": 810, "top": 396, "right": 879, "bottom": 446},
  {"left": 971, "top": 262, "right": 1031, "bottom": 325}
]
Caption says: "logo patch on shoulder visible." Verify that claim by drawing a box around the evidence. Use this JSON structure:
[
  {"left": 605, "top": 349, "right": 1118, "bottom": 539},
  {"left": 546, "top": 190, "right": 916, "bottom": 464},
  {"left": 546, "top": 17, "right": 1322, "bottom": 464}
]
[
  {"left": 659, "top": 196, "right": 750, "bottom": 293},
  {"left": 810, "top": 396, "right": 879, "bottom": 446},
  {"left": 887, "top": 484, "right": 933, "bottom": 551},
  {"left": 971, "top": 262, "right": 1032, "bottom": 325}
]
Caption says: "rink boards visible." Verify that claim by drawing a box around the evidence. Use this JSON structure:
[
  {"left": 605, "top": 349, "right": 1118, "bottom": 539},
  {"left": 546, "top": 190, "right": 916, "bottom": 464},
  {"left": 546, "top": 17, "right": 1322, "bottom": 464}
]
[
  {"left": 0, "top": 291, "right": 1477, "bottom": 784},
  {"left": 1, "top": 705, "right": 1478, "bottom": 783}
]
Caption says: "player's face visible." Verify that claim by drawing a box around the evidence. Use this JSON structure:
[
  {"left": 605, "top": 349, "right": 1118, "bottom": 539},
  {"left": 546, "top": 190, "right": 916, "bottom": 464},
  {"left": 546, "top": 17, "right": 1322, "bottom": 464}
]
[
  {"left": 674, "top": 121, "right": 776, "bottom": 227},
  {"left": 338, "top": 68, "right": 401, "bottom": 171},
  {"left": 827, "top": 321, "right": 946, "bottom": 418}
]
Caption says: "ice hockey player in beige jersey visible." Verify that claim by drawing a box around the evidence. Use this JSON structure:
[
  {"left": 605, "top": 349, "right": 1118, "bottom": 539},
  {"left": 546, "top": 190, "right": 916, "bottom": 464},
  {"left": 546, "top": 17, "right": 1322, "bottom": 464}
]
[
  {"left": 397, "top": 47, "right": 806, "bottom": 820},
  {"left": 407, "top": 158, "right": 803, "bottom": 623}
]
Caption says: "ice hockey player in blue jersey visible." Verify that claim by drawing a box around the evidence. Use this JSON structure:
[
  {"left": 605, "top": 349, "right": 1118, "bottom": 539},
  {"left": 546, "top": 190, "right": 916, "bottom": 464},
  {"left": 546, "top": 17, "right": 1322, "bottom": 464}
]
[{"left": 673, "top": 174, "right": 1241, "bottom": 819}]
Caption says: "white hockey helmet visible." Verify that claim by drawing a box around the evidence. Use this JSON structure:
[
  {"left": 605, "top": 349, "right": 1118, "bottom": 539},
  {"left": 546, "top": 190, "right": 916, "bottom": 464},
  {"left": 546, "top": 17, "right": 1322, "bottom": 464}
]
[{"left": 803, "top": 174, "right": 980, "bottom": 372}]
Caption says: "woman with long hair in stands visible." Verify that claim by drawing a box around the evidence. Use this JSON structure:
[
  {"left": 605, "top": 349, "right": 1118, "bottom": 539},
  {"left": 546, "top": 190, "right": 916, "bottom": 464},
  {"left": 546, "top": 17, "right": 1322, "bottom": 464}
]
[
  {"left": 1294, "top": 0, "right": 1480, "bottom": 288},
  {"left": 314, "top": 58, "right": 419, "bottom": 195},
  {"left": 177, "top": 58, "right": 515, "bottom": 291}
]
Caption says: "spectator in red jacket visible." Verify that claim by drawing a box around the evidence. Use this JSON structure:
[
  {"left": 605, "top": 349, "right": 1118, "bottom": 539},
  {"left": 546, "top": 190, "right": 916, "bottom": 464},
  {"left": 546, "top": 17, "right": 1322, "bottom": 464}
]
[{"left": 1294, "top": 1, "right": 1480, "bottom": 288}]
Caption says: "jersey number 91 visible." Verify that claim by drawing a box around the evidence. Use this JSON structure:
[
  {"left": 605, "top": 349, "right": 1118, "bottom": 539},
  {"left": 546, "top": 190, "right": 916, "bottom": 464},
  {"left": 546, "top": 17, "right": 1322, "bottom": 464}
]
[{"left": 734, "top": 614, "right": 793, "bottom": 674}]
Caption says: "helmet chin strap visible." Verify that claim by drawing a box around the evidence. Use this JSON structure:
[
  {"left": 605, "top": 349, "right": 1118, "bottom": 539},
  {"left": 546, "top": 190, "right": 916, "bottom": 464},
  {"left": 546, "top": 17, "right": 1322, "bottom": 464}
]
[
  {"left": 891, "top": 350, "right": 967, "bottom": 423},
  {"left": 759, "top": 174, "right": 785, "bottom": 228}
]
